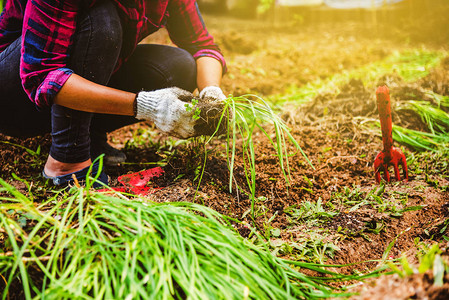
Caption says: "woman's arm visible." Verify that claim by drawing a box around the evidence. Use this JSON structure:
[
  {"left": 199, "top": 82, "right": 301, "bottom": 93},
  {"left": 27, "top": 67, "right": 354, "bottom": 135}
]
[
  {"left": 54, "top": 56, "right": 223, "bottom": 115},
  {"left": 54, "top": 74, "right": 135, "bottom": 116},
  {"left": 166, "top": 0, "right": 227, "bottom": 78},
  {"left": 196, "top": 56, "right": 223, "bottom": 91},
  {"left": 55, "top": 74, "right": 218, "bottom": 139},
  {"left": 21, "top": 0, "right": 81, "bottom": 108}
]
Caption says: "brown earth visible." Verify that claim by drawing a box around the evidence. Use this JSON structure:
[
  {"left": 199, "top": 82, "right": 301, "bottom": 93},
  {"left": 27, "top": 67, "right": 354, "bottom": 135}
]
[{"left": 1, "top": 1, "right": 449, "bottom": 299}]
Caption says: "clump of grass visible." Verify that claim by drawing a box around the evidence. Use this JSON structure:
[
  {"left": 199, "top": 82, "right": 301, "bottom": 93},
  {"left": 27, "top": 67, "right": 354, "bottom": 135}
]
[
  {"left": 199, "top": 95, "right": 313, "bottom": 218},
  {"left": 0, "top": 178, "right": 384, "bottom": 299},
  {"left": 406, "top": 147, "right": 449, "bottom": 180},
  {"left": 392, "top": 125, "right": 449, "bottom": 151},
  {"left": 397, "top": 100, "right": 449, "bottom": 135},
  {"left": 391, "top": 94, "right": 449, "bottom": 151}
]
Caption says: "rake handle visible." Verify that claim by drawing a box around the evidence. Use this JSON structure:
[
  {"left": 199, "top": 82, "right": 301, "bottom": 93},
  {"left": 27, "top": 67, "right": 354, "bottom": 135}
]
[{"left": 376, "top": 86, "right": 393, "bottom": 156}]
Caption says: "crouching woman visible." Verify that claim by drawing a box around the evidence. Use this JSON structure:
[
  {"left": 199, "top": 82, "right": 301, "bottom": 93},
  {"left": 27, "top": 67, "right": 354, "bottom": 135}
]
[{"left": 0, "top": 0, "right": 227, "bottom": 187}]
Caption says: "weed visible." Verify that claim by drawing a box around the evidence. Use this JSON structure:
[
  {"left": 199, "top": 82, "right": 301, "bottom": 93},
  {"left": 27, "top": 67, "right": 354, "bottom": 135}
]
[
  {"left": 406, "top": 147, "right": 449, "bottom": 187},
  {"left": 285, "top": 198, "right": 338, "bottom": 226},
  {"left": 327, "top": 185, "right": 423, "bottom": 238},
  {"left": 271, "top": 227, "right": 340, "bottom": 264},
  {"left": 273, "top": 199, "right": 342, "bottom": 263},
  {"left": 331, "top": 184, "right": 423, "bottom": 217},
  {"left": 185, "top": 98, "right": 201, "bottom": 120}
]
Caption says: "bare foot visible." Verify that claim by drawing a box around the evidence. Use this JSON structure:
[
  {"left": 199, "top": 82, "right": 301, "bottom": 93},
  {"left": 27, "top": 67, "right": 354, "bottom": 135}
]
[{"left": 44, "top": 155, "right": 92, "bottom": 177}]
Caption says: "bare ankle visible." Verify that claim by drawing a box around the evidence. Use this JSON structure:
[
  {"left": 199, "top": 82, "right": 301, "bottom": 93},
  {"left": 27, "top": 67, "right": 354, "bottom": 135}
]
[{"left": 44, "top": 155, "right": 92, "bottom": 177}]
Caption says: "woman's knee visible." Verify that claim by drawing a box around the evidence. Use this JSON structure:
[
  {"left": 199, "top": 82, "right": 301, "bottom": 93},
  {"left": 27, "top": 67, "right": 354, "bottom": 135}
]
[
  {"left": 138, "top": 45, "right": 196, "bottom": 91},
  {"left": 110, "top": 45, "right": 197, "bottom": 93},
  {"left": 169, "top": 48, "right": 197, "bottom": 91}
]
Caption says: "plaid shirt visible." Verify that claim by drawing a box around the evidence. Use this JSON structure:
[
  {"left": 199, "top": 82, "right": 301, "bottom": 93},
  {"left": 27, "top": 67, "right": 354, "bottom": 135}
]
[{"left": 0, "top": 0, "right": 226, "bottom": 108}]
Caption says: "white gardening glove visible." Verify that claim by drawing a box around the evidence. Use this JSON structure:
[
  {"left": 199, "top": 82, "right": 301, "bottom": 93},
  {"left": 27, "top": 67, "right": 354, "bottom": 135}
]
[
  {"left": 199, "top": 86, "right": 226, "bottom": 102},
  {"left": 135, "top": 87, "right": 197, "bottom": 139}
]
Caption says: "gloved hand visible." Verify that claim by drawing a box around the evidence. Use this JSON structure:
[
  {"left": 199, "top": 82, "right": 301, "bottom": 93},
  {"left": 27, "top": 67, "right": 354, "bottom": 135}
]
[
  {"left": 135, "top": 87, "right": 197, "bottom": 139},
  {"left": 199, "top": 86, "right": 227, "bottom": 102},
  {"left": 135, "top": 87, "right": 225, "bottom": 139}
]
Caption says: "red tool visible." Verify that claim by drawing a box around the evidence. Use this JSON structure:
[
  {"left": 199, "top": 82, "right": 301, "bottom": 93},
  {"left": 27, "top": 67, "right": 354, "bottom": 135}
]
[
  {"left": 117, "top": 167, "right": 165, "bottom": 195},
  {"left": 98, "top": 167, "right": 165, "bottom": 195},
  {"left": 373, "top": 86, "right": 408, "bottom": 183}
]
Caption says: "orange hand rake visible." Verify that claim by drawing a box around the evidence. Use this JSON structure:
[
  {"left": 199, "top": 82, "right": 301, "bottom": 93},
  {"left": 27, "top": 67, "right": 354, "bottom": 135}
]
[{"left": 373, "top": 86, "right": 408, "bottom": 183}]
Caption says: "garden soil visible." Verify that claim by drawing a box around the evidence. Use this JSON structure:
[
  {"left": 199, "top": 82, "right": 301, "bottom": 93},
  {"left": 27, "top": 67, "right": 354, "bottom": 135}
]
[{"left": 1, "top": 2, "right": 449, "bottom": 299}]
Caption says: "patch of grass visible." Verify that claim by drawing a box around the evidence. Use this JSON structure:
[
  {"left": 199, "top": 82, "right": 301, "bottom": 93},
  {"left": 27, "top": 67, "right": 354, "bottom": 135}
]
[
  {"left": 268, "top": 200, "right": 341, "bottom": 263},
  {"left": 274, "top": 229, "right": 340, "bottom": 264},
  {"left": 360, "top": 118, "right": 449, "bottom": 151},
  {"left": 426, "top": 91, "right": 449, "bottom": 109},
  {"left": 388, "top": 94, "right": 449, "bottom": 153},
  {"left": 0, "top": 177, "right": 386, "bottom": 299},
  {"left": 285, "top": 199, "right": 338, "bottom": 226},
  {"left": 331, "top": 185, "right": 421, "bottom": 217},
  {"left": 392, "top": 125, "right": 449, "bottom": 152},
  {"left": 407, "top": 148, "right": 449, "bottom": 181},
  {"left": 327, "top": 185, "right": 423, "bottom": 239}
]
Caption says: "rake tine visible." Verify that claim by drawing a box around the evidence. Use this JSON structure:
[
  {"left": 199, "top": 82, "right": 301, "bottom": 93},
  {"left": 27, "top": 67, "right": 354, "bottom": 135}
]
[
  {"left": 383, "top": 167, "right": 390, "bottom": 182},
  {"left": 401, "top": 157, "right": 409, "bottom": 181},
  {"left": 393, "top": 164, "right": 401, "bottom": 181},
  {"left": 375, "top": 168, "right": 381, "bottom": 183}
]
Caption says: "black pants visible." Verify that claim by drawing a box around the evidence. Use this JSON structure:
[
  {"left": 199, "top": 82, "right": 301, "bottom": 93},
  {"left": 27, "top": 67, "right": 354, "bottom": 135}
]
[{"left": 0, "top": 0, "right": 196, "bottom": 163}]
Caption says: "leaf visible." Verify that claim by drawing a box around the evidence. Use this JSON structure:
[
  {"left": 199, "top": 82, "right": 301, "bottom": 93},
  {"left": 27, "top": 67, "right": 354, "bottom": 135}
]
[
  {"left": 271, "top": 228, "right": 281, "bottom": 237},
  {"left": 433, "top": 254, "right": 445, "bottom": 287},
  {"left": 387, "top": 262, "right": 404, "bottom": 278},
  {"left": 18, "top": 216, "right": 27, "bottom": 228},
  {"left": 382, "top": 236, "right": 397, "bottom": 262},
  {"left": 419, "top": 244, "right": 442, "bottom": 274},
  {"left": 400, "top": 254, "right": 414, "bottom": 276},
  {"left": 375, "top": 183, "right": 386, "bottom": 196}
]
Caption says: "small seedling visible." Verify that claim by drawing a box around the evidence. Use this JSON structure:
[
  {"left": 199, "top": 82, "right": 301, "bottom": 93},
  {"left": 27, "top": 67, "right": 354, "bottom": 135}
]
[{"left": 185, "top": 98, "right": 201, "bottom": 120}]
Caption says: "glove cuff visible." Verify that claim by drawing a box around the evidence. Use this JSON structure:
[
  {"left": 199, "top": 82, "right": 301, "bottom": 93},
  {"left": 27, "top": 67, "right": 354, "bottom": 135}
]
[{"left": 135, "top": 91, "right": 160, "bottom": 120}]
